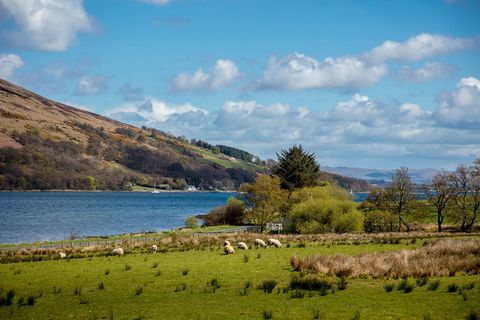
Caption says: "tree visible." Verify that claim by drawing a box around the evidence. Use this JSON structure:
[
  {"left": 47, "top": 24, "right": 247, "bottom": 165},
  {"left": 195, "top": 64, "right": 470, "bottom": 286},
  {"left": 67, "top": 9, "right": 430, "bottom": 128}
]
[
  {"left": 273, "top": 145, "right": 320, "bottom": 191},
  {"left": 184, "top": 216, "right": 198, "bottom": 229},
  {"left": 383, "top": 168, "right": 416, "bottom": 232},
  {"left": 241, "top": 174, "right": 288, "bottom": 232},
  {"left": 453, "top": 161, "right": 480, "bottom": 231},
  {"left": 359, "top": 187, "right": 394, "bottom": 232},
  {"left": 425, "top": 171, "right": 457, "bottom": 232}
]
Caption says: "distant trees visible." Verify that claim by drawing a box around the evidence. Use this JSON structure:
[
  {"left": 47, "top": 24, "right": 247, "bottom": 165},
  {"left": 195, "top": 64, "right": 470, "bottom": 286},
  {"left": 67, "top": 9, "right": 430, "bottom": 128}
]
[
  {"left": 453, "top": 162, "right": 480, "bottom": 231},
  {"left": 273, "top": 145, "right": 320, "bottom": 191},
  {"left": 190, "top": 139, "right": 256, "bottom": 163}
]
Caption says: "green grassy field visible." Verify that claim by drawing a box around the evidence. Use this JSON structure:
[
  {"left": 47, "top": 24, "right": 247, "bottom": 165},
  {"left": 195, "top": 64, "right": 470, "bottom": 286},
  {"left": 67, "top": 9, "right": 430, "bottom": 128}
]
[{"left": 1, "top": 239, "right": 479, "bottom": 319}]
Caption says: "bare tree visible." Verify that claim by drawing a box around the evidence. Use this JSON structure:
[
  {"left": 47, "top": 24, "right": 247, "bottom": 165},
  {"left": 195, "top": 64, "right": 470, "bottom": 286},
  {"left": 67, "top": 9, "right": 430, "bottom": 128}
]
[
  {"left": 425, "top": 171, "right": 457, "bottom": 232},
  {"left": 453, "top": 160, "right": 480, "bottom": 231},
  {"left": 383, "top": 168, "right": 416, "bottom": 232}
]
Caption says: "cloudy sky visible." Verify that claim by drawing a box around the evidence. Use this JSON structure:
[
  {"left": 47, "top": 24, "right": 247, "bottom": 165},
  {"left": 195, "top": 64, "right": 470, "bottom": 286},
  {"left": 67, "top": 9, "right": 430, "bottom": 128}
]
[{"left": 0, "top": 0, "right": 479, "bottom": 169}]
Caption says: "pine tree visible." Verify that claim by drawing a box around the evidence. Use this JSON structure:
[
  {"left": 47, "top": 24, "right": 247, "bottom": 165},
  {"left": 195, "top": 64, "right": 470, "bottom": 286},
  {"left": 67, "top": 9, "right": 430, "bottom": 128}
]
[{"left": 273, "top": 145, "right": 320, "bottom": 190}]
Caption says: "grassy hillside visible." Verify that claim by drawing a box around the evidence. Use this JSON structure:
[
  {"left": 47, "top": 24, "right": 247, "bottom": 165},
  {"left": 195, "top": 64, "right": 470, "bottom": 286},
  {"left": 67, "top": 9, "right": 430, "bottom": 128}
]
[
  {"left": 0, "top": 235, "right": 478, "bottom": 319},
  {"left": 0, "top": 78, "right": 266, "bottom": 190}
]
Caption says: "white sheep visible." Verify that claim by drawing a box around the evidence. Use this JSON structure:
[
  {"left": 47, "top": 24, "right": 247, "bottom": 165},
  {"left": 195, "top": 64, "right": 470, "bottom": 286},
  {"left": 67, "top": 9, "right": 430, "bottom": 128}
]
[
  {"left": 254, "top": 239, "right": 267, "bottom": 248},
  {"left": 59, "top": 252, "right": 66, "bottom": 259},
  {"left": 112, "top": 248, "right": 124, "bottom": 256},
  {"left": 237, "top": 242, "right": 248, "bottom": 250},
  {"left": 223, "top": 240, "right": 231, "bottom": 246},
  {"left": 151, "top": 244, "right": 158, "bottom": 253},
  {"left": 267, "top": 238, "right": 282, "bottom": 248},
  {"left": 224, "top": 244, "right": 235, "bottom": 254}
]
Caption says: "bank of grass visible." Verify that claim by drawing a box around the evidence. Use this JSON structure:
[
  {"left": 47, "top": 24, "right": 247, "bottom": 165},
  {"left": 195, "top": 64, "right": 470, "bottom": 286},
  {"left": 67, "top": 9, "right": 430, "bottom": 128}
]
[{"left": 1, "top": 237, "right": 479, "bottom": 319}]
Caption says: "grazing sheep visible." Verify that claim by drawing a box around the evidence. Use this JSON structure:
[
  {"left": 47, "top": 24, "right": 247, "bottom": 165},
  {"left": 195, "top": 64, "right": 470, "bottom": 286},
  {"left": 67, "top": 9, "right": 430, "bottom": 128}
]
[
  {"left": 223, "top": 240, "right": 231, "bottom": 246},
  {"left": 237, "top": 242, "right": 248, "bottom": 250},
  {"left": 151, "top": 244, "right": 158, "bottom": 253},
  {"left": 59, "top": 252, "right": 66, "bottom": 259},
  {"left": 254, "top": 239, "right": 267, "bottom": 248},
  {"left": 112, "top": 248, "right": 124, "bottom": 256},
  {"left": 267, "top": 238, "right": 282, "bottom": 248},
  {"left": 224, "top": 245, "right": 235, "bottom": 254}
]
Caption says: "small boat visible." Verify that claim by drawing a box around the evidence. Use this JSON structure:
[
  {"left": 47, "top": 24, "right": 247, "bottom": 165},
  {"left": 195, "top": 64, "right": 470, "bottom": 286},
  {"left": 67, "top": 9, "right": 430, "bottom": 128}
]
[{"left": 152, "top": 181, "right": 160, "bottom": 194}]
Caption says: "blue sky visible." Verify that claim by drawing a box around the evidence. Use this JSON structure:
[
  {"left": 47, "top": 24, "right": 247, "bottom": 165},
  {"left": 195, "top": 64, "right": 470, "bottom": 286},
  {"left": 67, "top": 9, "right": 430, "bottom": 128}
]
[{"left": 0, "top": 0, "right": 479, "bottom": 169}]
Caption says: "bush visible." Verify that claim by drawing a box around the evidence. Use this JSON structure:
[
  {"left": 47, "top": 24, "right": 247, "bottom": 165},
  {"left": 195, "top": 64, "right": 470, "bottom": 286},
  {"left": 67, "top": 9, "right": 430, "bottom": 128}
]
[
  {"left": 260, "top": 280, "right": 278, "bottom": 293},
  {"left": 184, "top": 216, "right": 198, "bottom": 229},
  {"left": 287, "top": 198, "right": 363, "bottom": 234}
]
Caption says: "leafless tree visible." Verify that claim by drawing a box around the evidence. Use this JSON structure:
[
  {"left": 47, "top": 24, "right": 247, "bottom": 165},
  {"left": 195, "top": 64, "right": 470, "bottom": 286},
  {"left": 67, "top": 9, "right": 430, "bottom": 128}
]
[
  {"left": 425, "top": 171, "right": 457, "bottom": 232},
  {"left": 383, "top": 168, "right": 416, "bottom": 232},
  {"left": 453, "top": 160, "right": 480, "bottom": 231}
]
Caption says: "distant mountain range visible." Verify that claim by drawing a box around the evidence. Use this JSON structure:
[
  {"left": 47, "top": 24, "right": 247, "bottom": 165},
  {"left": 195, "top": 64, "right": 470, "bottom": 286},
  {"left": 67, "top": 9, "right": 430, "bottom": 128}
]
[{"left": 323, "top": 166, "right": 439, "bottom": 185}]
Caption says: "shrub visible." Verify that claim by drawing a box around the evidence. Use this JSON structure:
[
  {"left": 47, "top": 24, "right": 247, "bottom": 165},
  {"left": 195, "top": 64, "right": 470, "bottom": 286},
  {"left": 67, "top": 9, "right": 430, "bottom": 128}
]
[
  {"left": 260, "top": 280, "right": 278, "bottom": 293},
  {"left": 184, "top": 216, "right": 198, "bottom": 229},
  {"left": 428, "top": 280, "right": 440, "bottom": 291}
]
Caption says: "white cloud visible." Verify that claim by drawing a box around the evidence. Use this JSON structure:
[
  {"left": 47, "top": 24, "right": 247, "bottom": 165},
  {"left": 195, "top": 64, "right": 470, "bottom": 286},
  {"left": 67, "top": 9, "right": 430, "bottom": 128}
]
[
  {"left": 435, "top": 76, "right": 480, "bottom": 128},
  {"left": 257, "top": 53, "right": 387, "bottom": 91},
  {"left": 170, "top": 59, "right": 240, "bottom": 93},
  {"left": 74, "top": 75, "right": 108, "bottom": 96},
  {"left": 398, "top": 62, "right": 455, "bottom": 82},
  {"left": 0, "top": 54, "right": 24, "bottom": 79},
  {"left": 365, "top": 33, "right": 474, "bottom": 63},
  {"left": 138, "top": 0, "right": 171, "bottom": 5},
  {"left": 0, "top": 0, "right": 93, "bottom": 51}
]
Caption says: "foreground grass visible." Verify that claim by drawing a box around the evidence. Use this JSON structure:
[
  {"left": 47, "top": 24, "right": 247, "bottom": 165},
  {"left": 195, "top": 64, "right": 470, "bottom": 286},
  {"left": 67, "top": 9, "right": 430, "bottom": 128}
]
[{"left": 1, "top": 240, "right": 479, "bottom": 319}]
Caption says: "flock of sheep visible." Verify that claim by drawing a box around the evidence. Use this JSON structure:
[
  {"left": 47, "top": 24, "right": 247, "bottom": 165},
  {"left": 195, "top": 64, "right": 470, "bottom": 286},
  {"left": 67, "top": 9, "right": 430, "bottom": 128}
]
[
  {"left": 223, "top": 238, "right": 282, "bottom": 254},
  {"left": 57, "top": 239, "right": 283, "bottom": 258}
]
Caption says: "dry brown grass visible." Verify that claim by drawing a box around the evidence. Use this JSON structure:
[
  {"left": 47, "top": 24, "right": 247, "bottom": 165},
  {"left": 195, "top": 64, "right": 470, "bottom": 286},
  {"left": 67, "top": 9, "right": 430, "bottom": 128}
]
[{"left": 290, "top": 239, "right": 480, "bottom": 278}]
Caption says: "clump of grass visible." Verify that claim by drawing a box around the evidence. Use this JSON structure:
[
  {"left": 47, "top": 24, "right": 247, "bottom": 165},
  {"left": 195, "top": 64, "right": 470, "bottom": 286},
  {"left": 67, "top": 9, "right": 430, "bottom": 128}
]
[
  {"left": 104, "top": 269, "right": 110, "bottom": 275},
  {"left": 447, "top": 283, "right": 458, "bottom": 293},
  {"left": 174, "top": 283, "right": 187, "bottom": 292},
  {"left": 289, "top": 290, "right": 305, "bottom": 299},
  {"left": 312, "top": 308, "right": 323, "bottom": 320},
  {"left": 27, "top": 295, "right": 35, "bottom": 306},
  {"left": 428, "top": 280, "right": 440, "bottom": 291},
  {"left": 243, "top": 255, "right": 249, "bottom": 263},
  {"left": 383, "top": 283, "right": 395, "bottom": 292},
  {"left": 466, "top": 310, "right": 478, "bottom": 320},
  {"left": 52, "top": 286, "right": 61, "bottom": 294},
  {"left": 152, "top": 262, "right": 158, "bottom": 268},
  {"left": 155, "top": 270, "right": 162, "bottom": 277},
  {"left": 290, "top": 275, "right": 332, "bottom": 292},
  {"left": 256, "top": 253, "right": 262, "bottom": 259},
  {"left": 181, "top": 268, "right": 189, "bottom": 276},
  {"left": 239, "top": 281, "right": 252, "bottom": 296},
  {"left": 262, "top": 310, "right": 273, "bottom": 319},
  {"left": 205, "top": 278, "right": 222, "bottom": 293},
  {"left": 415, "top": 277, "right": 429, "bottom": 287},
  {"left": 79, "top": 296, "right": 88, "bottom": 304},
  {"left": 0, "top": 289, "right": 15, "bottom": 306},
  {"left": 462, "top": 282, "right": 475, "bottom": 290},
  {"left": 351, "top": 310, "right": 361, "bottom": 320},
  {"left": 423, "top": 313, "right": 433, "bottom": 320},
  {"left": 337, "top": 277, "right": 348, "bottom": 290},
  {"left": 460, "top": 289, "right": 468, "bottom": 301},
  {"left": 13, "top": 269, "right": 21, "bottom": 275},
  {"left": 124, "top": 264, "right": 132, "bottom": 271},
  {"left": 73, "top": 286, "right": 82, "bottom": 296},
  {"left": 135, "top": 286, "right": 143, "bottom": 296},
  {"left": 98, "top": 282, "right": 105, "bottom": 290},
  {"left": 259, "top": 280, "right": 278, "bottom": 293}
]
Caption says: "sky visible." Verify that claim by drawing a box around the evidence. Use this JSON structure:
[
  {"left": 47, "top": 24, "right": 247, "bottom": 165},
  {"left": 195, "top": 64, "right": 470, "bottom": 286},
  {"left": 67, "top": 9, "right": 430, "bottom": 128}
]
[{"left": 0, "top": 0, "right": 479, "bottom": 170}]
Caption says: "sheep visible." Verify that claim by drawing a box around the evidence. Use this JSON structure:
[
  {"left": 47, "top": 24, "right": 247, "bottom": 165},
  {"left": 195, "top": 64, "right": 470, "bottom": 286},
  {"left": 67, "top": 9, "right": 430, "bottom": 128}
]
[
  {"left": 267, "top": 238, "right": 282, "bottom": 248},
  {"left": 151, "top": 244, "right": 158, "bottom": 253},
  {"left": 237, "top": 242, "right": 248, "bottom": 250},
  {"left": 112, "top": 248, "right": 124, "bottom": 256},
  {"left": 223, "top": 240, "right": 231, "bottom": 246},
  {"left": 224, "top": 245, "right": 235, "bottom": 254},
  {"left": 59, "top": 252, "right": 66, "bottom": 259},
  {"left": 254, "top": 239, "right": 267, "bottom": 248}
]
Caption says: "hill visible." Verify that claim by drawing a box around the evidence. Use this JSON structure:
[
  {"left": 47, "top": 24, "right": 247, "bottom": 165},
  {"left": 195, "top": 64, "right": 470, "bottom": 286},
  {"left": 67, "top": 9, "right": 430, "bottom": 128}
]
[
  {"left": 0, "top": 78, "right": 266, "bottom": 191},
  {"left": 0, "top": 78, "right": 370, "bottom": 191}
]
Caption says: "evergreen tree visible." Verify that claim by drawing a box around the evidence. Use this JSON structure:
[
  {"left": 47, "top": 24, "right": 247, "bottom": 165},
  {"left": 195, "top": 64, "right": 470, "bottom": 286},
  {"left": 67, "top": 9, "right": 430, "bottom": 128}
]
[{"left": 274, "top": 145, "right": 320, "bottom": 190}]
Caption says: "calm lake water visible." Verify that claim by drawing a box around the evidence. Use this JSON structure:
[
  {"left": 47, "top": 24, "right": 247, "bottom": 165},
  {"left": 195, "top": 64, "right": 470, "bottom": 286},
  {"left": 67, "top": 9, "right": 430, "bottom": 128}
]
[{"left": 0, "top": 192, "right": 235, "bottom": 244}]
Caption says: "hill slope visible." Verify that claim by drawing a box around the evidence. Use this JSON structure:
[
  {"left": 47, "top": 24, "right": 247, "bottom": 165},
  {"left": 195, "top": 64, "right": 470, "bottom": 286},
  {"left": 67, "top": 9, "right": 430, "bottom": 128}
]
[{"left": 0, "top": 78, "right": 265, "bottom": 190}]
